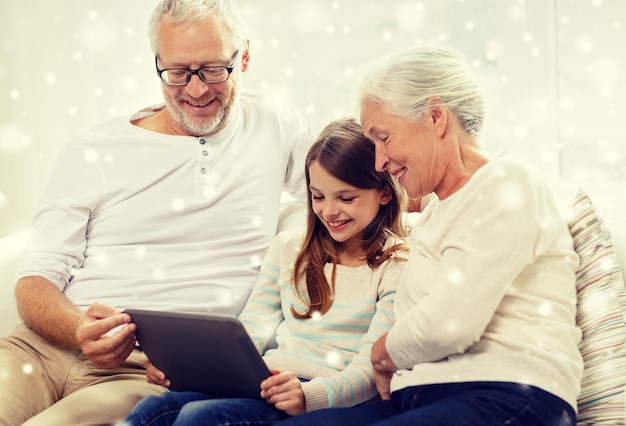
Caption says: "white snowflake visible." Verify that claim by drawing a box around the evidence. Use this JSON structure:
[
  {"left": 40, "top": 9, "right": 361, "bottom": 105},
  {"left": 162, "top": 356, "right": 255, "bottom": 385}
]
[{"left": 22, "top": 363, "right": 33, "bottom": 375}]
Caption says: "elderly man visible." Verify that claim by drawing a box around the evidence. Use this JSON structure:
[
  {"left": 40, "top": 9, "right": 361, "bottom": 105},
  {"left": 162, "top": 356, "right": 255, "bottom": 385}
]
[{"left": 0, "top": 1, "right": 311, "bottom": 424}]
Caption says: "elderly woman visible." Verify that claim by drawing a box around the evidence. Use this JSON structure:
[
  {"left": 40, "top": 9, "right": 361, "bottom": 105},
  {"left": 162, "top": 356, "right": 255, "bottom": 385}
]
[{"left": 278, "top": 46, "right": 583, "bottom": 425}]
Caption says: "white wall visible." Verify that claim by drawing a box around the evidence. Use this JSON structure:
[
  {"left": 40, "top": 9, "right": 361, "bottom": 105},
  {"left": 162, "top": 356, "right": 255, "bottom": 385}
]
[{"left": 1, "top": 0, "right": 624, "bottom": 239}]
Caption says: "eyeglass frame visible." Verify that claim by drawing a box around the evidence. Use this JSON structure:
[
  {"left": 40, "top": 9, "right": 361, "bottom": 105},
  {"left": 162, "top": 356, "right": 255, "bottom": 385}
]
[{"left": 155, "top": 49, "right": 241, "bottom": 86}]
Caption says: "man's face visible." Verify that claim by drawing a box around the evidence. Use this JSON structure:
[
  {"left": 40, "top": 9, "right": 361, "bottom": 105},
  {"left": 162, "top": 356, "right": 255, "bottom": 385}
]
[{"left": 156, "top": 16, "right": 248, "bottom": 136}]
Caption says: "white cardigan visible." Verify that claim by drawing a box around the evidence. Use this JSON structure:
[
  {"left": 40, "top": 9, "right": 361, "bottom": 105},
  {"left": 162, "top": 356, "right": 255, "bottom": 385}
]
[{"left": 387, "top": 156, "right": 584, "bottom": 410}]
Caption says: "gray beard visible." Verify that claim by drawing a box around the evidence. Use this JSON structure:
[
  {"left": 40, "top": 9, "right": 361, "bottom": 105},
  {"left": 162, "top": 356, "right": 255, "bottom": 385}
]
[
  {"left": 178, "top": 104, "right": 228, "bottom": 136},
  {"left": 164, "top": 91, "right": 233, "bottom": 137}
]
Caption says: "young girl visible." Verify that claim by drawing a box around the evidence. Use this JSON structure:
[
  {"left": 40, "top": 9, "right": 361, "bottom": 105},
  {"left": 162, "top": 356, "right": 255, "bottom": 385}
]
[{"left": 123, "top": 117, "right": 409, "bottom": 425}]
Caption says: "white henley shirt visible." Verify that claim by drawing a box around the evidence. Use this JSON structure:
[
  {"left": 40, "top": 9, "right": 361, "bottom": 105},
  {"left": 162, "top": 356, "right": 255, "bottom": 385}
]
[{"left": 16, "top": 89, "right": 312, "bottom": 316}]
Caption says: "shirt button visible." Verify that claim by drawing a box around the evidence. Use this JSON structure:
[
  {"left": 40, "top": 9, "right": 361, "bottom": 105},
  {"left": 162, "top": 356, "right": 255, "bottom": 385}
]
[
  {"left": 200, "top": 167, "right": 207, "bottom": 174},
  {"left": 199, "top": 139, "right": 206, "bottom": 145},
  {"left": 202, "top": 150, "right": 208, "bottom": 156}
]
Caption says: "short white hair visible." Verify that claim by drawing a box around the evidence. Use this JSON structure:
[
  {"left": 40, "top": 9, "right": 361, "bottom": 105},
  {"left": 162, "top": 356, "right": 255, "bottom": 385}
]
[
  {"left": 148, "top": 0, "right": 247, "bottom": 55},
  {"left": 356, "top": 46, "right": 485, "bottom": 136}
]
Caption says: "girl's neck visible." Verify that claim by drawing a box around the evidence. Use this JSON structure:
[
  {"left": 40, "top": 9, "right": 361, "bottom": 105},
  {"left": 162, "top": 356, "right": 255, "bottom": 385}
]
[{"left": 337, "top": 245, "right": 368, "bottom": 267}]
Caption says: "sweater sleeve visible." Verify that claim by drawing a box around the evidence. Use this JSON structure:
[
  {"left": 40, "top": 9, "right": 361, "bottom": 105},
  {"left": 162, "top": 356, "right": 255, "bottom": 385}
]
[
  {"left": 273, "top": 95, "right": 312, "bottom": 202},
  {"left": 301, "top": 253, "right": 406, "bottom": 411},
  {"left": 238, "top": 232, "right": 290, "bottom": 353},
  {"left": 239, "top": 228, "right": 302, "bottom": 354}
]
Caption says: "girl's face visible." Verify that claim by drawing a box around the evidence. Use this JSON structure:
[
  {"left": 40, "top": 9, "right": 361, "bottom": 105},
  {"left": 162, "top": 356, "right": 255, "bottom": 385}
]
[{"left": 308, "top": 160, "right": 391, "bottom": 250}]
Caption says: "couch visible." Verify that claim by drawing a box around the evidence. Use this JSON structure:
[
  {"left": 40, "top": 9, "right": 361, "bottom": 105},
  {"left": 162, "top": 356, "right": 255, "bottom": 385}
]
[{"left": 1, "top": 187, "right": 625, "bottom": 425}]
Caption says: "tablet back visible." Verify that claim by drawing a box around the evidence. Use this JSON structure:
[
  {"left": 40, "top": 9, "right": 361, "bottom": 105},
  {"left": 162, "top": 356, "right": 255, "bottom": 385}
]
[{"left": 125, "top": 309, "right": 271, "bottom": 399}]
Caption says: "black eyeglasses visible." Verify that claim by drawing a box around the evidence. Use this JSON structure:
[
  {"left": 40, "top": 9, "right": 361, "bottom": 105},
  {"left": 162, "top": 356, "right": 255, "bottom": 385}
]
[{"left": 155, "top": 50, "right": 240, "bottom": 86}]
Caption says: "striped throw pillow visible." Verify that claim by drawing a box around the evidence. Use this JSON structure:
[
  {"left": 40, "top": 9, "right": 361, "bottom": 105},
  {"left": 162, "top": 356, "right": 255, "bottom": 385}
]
[{"left": 567, "top": 189, "right": 626, "bottom": 425}]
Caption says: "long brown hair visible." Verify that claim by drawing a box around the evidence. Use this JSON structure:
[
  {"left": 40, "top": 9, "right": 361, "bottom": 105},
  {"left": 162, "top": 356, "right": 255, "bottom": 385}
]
[{"left": 291, "top": 118, "right": 407, "bottom": 319}]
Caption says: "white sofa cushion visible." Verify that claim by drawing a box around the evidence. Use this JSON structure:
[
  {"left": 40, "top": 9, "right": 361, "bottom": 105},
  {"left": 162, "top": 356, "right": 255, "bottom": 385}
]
[{"left": 0, "top": 231, "right": 28, "bottom": 336}]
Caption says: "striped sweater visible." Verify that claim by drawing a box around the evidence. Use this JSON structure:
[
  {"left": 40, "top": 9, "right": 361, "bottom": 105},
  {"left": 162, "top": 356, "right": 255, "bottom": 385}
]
[{"left": 239, "top": 228, "right": 407, "bottom": 412}]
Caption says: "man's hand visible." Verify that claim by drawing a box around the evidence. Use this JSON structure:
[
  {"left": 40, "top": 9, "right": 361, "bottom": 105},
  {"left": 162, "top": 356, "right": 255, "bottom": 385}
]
[
  {"left": 76, "top": 303, "right": 137, "bottom": 368},
  {"left": 370, "top": 333, "right": 397, "bottom": 400},
  {"left": 260, "top": 370, "right": 306, "bottom": 416}
]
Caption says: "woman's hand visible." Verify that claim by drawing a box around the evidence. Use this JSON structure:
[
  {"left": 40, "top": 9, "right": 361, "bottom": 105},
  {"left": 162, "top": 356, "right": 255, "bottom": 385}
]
[
  {"left": 260, "top": 369, "right": 306, "bottom": 416},
  {"left": 371, "top": 333, "right": 397, "bottom": 400},
  {"left": 144, "top": 359, "right": 170, "bottom": 388}
]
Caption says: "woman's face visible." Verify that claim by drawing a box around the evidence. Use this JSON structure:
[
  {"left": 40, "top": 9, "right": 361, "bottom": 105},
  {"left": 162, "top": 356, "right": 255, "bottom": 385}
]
[
  {"left": 308, "top": 160, "right": 391, "bottom": 249},
  {"left": 360, "top": 99, "right": 441, "bottom": 199}
]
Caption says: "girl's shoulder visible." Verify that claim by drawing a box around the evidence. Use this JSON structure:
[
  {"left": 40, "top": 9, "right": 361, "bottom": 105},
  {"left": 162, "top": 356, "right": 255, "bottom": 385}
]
[{"left": 272, "top": 227, "right": 307, "bottom": 250}]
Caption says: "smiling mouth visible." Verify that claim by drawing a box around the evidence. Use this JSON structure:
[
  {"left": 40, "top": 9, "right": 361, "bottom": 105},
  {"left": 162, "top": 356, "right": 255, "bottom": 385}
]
[
  {"left": 185, "top": 100, "right": 211, "bottom": 108},
  {"left": 181, "top": 96, "right": 217, "bottom": 108},
  {"left": 327, "top": 219, "right": 351, "bottom": 228},
  {"left": 391, "top": 167, "right": 407, "bottom": 180}
]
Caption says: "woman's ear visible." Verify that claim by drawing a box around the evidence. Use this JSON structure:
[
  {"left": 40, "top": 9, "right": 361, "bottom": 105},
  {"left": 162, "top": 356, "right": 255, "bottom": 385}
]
[
  {"left": 379, "top": 185, "right": 393, "bottom": 206},
  {"left": 425, "top": 96, "right": 447, "bottom": 137}
]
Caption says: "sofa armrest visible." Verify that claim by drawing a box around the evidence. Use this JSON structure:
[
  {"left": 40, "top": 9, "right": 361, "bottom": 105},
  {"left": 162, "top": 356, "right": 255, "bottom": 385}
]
[{"left": 0, "top": 231, "right": 29, "bottom": 336}]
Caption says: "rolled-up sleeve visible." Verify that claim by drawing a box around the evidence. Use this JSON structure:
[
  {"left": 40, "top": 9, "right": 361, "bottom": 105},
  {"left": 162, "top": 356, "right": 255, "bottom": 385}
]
[{"left": 16, "top": 141, "right": 104, "bottom": 291}]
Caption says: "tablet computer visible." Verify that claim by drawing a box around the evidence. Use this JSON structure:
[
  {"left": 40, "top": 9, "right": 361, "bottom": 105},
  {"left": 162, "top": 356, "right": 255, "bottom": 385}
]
[{"left": 124, "top": 308, "right": 271, "bottom": 399}]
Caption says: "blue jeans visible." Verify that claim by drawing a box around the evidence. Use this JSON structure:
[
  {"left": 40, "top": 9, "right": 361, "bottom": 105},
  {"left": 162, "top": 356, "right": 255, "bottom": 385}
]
[
  {"left": 123, "top": 390, "right": 291, "bottom": 426},
  {"left": 276, "top": 382, "right": 576, "bottom": 426}
]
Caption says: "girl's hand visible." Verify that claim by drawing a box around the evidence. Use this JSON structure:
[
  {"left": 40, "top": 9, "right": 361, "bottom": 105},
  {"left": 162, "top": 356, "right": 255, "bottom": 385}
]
[
  {"left": 144, "top": 358, "right": 170, "bottom": 388},
  {"left": 260, "top": 369, "right": 306, "bottom": 416}
]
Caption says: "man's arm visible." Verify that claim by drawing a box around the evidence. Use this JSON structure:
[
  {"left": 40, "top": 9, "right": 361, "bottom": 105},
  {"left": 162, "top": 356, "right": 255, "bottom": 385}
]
[
  {"left": 15, "top": 276, "right": 137, "bottom": 368},
  {"left": 15, "top": 276, "right": 82, "bottom": 348}
]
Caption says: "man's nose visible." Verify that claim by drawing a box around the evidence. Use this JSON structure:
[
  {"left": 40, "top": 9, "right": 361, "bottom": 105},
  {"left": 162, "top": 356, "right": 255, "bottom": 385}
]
[{"left": 185, "top": 74, "right": 209, "bottom": 98}]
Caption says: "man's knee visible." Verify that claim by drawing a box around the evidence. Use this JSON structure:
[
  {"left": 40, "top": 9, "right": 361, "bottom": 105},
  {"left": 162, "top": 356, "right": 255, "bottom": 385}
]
[
  {"left": 22, "top": 379, "right": 165, "bottom": 426},
  {"left": 0, "top": 332, "right": 63, "bottom": 425}
]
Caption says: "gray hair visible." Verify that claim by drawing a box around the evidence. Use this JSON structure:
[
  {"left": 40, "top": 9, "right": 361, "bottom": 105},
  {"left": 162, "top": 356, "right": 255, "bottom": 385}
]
[
  {"left": 148, "top": 0, "right": 247, "bottom": 55},
  {"left": 355, "top": 46, "right": 485, "bottom": 136}
]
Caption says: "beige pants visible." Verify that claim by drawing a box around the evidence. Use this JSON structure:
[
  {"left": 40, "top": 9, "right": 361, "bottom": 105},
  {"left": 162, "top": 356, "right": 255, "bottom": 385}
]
[{"left": 0, "top": 324, "right": 165, "bottom": 426}]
